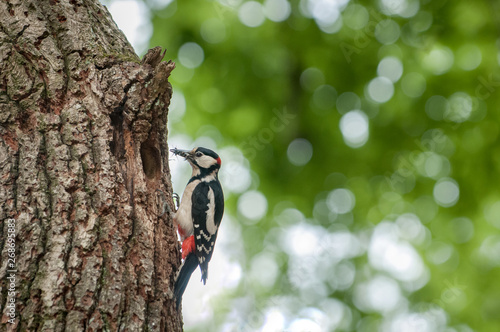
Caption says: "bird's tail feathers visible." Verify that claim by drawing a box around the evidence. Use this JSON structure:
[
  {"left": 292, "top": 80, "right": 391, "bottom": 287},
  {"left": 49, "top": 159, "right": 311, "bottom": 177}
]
[
  {"left": 174, "top": 253, "right": 198, "bottom": 310},
  {"left": 200, "top": 264, "right": 208, "bottom": 285}
]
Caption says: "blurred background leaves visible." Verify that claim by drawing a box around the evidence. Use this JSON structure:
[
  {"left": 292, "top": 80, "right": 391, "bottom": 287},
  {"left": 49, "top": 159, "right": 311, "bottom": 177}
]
[{"left": 104, "top": 0, "right": 500, "bottom": 331}]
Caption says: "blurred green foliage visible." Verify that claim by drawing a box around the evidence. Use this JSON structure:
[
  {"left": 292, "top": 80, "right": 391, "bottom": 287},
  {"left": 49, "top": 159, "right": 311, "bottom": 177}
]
[{"left": 145, "top": 0, "right": 500, "bottom": 330}]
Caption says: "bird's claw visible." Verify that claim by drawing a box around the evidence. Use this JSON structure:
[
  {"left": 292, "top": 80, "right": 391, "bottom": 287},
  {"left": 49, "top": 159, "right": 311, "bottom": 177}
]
[{"left": 173, "top": 192, "right": 180, "bottom": 211}]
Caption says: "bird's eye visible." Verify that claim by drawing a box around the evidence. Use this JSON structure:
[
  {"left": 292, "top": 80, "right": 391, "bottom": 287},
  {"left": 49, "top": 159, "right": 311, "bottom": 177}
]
[{"left": 195, "top": 152, "right": 202, "bottom": 157}]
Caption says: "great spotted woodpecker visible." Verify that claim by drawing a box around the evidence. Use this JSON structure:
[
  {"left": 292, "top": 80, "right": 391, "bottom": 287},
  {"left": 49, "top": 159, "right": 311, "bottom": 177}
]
[{"left": 171, "top": 147, "right": 224, "bottom": 309}]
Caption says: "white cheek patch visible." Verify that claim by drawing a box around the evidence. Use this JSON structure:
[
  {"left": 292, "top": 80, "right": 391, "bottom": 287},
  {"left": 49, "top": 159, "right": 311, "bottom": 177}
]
[{"left": 197, "top": 155, "right": 216, "bottom": 168}]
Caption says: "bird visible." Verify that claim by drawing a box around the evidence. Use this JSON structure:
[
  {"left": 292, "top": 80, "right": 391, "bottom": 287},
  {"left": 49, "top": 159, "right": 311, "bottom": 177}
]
[{"left": 170, "top": 147, "right": 224, "bottom": 309}]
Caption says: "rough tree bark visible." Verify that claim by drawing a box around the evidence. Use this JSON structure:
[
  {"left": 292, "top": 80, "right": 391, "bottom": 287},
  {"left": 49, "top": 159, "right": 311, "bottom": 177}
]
[{"left": 0, "top": 0, "right": 183, "bottom": 331}]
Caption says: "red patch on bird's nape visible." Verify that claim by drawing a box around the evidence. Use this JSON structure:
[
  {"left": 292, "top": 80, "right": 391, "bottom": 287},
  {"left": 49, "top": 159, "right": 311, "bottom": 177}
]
[
  {"left": 181, "top": 235, "right": 195, "bottom": 260},
  {"left": 216, "top": 157, "right": 222, "bottom": 165}
]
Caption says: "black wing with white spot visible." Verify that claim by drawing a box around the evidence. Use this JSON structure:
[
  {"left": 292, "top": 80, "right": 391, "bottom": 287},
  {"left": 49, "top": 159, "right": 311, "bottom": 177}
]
[{"left": 191, "top": 180, "right": 224, "bottom": 284}]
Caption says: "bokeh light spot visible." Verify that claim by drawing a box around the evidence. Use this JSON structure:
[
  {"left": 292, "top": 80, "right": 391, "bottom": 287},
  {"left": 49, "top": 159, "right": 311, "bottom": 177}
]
[
  {"left": 381, "top": 0, "right": 420, "bottom": 18},
  {"left": 377, "top": 56, "right": 403, "bottom": 83},
  {"left": 327, "top": 188, "right": 355, "bottom": 214},
  {"left": 445, "top": 92, "right": 472, "bottom": 123},
  {"left": 390, "top": 311, "right": 435, "bottom": 332},
  {"left": 317, "top": 15, "right": 343, "bottom": 34},
  {"left": 478, "top": 236, "right": 500, "bottom": 267},
  {"left": 340, "top": 110, "right": 369, "bottom": 148},
  {"left": 433, "top": 178, "right": 459, "bottom": 207},
  {"left": 238, "top": 190, "right": 268, "bottom": 222},
  {"left": 367, "top": 76, "right": 394, "bottom": 103},
  {"left": 425, "top": 153, "right": 450, "bottom": 179},
  {"left": 329, "top": 261, "right": 356, "bottom": 291},
  {"left": 275, "top": 207, "right": 306, "bottom": 227},
  {"left": 178, "top": 42, "right": 204, "bottom": 68},
  {"left": 396, "top": 213, "right": 425, "bottom": 243},
  {"left": 369, "top": 222, "right": 425, "bottom": 282},
  {"left": 343, "top": 4, "right": 369, "bottom": 30},
  {"left": 262, "top": 310, "right": 285, "bottom": 332},
  {"left": 300, "top": 67, "right": 325, "bottom": 92},
  {"left": 238, "top": 1, "right": 265, "bottom": 27},
  {"left": 250, "top": 252, "right": 279, "bottom": 288},
  {"left": 281, "top": 224, "right": 321, "bottom": 257},
  {"left": 354, "top": 275, "right": 401, "bottom": 313},
  {"left": 221, "top": 161, "right": 251, "bottom": 193},
  {"left": 375, "top": 19, "right": 400, "bottom": 45},
  {"left": 336, "top": 92, "right": 361, "bottom": 115},
  {"left": 287, "top": 319, "right": 322, "bottom": 332},
  {"left": 422, "top": 46, "right": 454, "bottom": 75},
  {"left": 263, "top": 0, "right": 291, "bottom": 22},
  {"left": 410, "top": 10, "right": 433, "bottom": 32},
  {"left": 287, "top": 138, "right": 313, "bottom": 166},
  {"left": 308, "top": 0, "right": 348, "bottom": 26}
]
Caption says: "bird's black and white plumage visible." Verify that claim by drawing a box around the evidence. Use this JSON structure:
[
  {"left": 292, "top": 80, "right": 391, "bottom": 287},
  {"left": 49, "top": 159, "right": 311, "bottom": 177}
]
[{"left": 171, "top": 147, "right": 224, "bottom": 309}]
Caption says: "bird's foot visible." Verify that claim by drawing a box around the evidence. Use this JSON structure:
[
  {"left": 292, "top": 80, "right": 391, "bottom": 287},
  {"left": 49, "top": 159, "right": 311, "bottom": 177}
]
[{"left": 173, "top": 192, "right": 180, "bottom": 211}]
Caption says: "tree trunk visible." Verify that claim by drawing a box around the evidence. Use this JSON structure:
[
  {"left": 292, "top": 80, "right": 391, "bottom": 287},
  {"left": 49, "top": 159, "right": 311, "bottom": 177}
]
[{"left": 0, "top": 0, "right": 182, "bottom": 331}]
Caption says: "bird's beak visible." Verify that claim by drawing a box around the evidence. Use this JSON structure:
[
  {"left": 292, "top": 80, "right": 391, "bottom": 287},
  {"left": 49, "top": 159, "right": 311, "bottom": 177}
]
[{"left": 170, "top": 148, "right": 194, "bottom": 161}]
